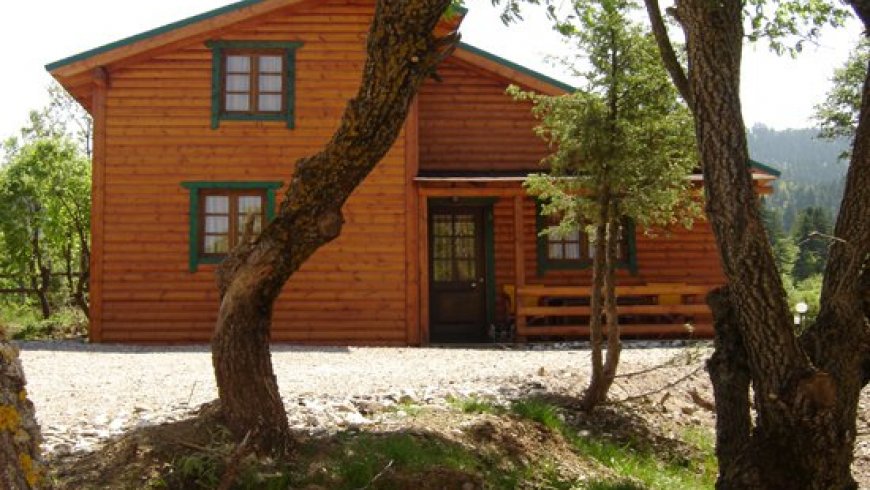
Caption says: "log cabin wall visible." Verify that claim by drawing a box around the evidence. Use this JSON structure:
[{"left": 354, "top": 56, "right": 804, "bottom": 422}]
[
  {"left": 100, "top": 0, "right": 411, "bottom": 343},
  {"left": 418, "top": 57, "right": 549, "bottom": 173}
]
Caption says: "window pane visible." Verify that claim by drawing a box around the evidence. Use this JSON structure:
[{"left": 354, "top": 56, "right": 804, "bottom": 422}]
[
  {"left": 237, "top": 196, "right": 262, "bottom": 214},
  {"left": 548, "top": 243, "right": 563, "bottom": 259},
  {"left": 225, "top": 94, "right": 250, "bottom": 112},
  {"left": 259, "top": 55, "right": 282, "bottom": 73},
  {"left": 565, "top": 243, "right": 581, "bottom": 259},
  {"left": 456, "top": 260, "right": 475, "bottom": 281},
  {"left": 258, "top": 94, "right": 282, "bottom": 112},
  {"left": 433, "top": 260, "right": 451, "bottom": 282},
  {"left": 432, "top": 216, "right": 451, "bottom": 236},
  {"left": 205, "top": 216, "right": 229, "bottom": 234},
  {"left": 259, "top": 74, "right": 283, "bottom": 92},
  {"left": 433, "top": 237, "right": 452, "bottom": 260},
  {"left": 205, "top": 195, "right": 229, "bottom": 214},
  {"left": 204, "top": 235, "right": 229, "bottom": 254},
  {"left": 455, "top": 238, "right": 475, "bottom": 259},
  {"left": 226, "top": 55, "right": 251, "bottom": 73},
  {"left": 226, "top": 74, "right": 250, "bottom": 92},
  {"left": 566, "top": 229, "right": 580, "bottom": 242},
  {"left": 454, "top": 215, "right": 475, "bottom": 236}
]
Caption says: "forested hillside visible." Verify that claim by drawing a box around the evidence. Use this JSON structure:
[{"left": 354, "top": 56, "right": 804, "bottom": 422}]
[{"left": 748, "top": 124, "right": 849, "bottom": 231}]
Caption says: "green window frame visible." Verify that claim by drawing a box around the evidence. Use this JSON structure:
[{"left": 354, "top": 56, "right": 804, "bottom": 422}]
[
  {"left": 535, "top": 204, "right": 637, "bottom": 275},
  {"left": 182, "top": 181, "right": 282, "bottom": 272},
  {"left": 206, "top": 40, "right": 304, "bottom": 129}
]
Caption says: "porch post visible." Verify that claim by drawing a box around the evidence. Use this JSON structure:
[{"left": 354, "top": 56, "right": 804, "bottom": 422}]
[{"left": 513, "top": 195, "right": 527, "bottom": 340}]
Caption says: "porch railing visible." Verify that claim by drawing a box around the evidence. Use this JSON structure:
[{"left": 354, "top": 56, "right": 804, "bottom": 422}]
[{"left": 505, "top": 283, "right": 717, "bottom": 339}]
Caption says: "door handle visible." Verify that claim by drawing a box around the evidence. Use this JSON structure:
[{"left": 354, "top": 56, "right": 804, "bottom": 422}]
[{"left": 470, "top": 282, "right": 477, "bottom": 289}]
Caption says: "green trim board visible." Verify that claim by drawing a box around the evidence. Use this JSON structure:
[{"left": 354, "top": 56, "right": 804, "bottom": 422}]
[
  {"left": 181, "top": 181, "right": 283, "bottom": 272},
  {"left": 457, "top": 42, "right": 576, "bottom": 94},
  {"left": 46, "top": 0, "right": 267, "bottom": 72},
  {"left": 207, "top": 40, "right": 303, "bottom": 129},
  {"left": 427, "top": 197, "right": 498, "bottom": 329},
  {"left": 535, "top": 202, "right": 637, "bottom": 275}
]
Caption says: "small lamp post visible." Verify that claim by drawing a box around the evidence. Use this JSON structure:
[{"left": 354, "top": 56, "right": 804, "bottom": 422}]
[{"left": 795, "top": 301, "right": 809, "bottom": 326}]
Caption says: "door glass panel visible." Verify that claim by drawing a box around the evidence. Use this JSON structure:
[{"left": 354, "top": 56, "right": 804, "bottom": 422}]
[
  {"left": 432, "top": 215, "right": 452, "bottom": 236},
  {"left": 433, "top": 259, "right": 451, "bottom": 282},
  {"left": 455, "top": 238, "right": 475, "bottom": 259},
  {"left": 433, "top": 236, "right": 452, "bottom": 260},
  {"left": 456, "top": 260, "right": 475, "bottom": 281},
  {"left": 454, "top": 215, "right": 475, "bottom": 236}
]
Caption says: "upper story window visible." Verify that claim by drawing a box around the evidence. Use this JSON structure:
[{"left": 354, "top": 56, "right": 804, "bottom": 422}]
[
  {"left": 224, "top": 52, "right": 285, "bottom": 114},
  {"left": 206, "top": 40, "right": 304, "bottom": 129}
]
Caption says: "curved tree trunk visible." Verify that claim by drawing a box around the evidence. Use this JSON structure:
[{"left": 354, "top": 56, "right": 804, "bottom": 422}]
[
  {"left": 663, "top": 0, "right": 870, "bottom": 486},
  {"left": 211, "top": 0, "right": 456, "bottom": 455},
  {"left": 0, "top": 330, "right": 42, "bottom": 488}
]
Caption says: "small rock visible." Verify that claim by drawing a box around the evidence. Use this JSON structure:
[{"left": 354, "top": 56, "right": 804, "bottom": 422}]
[{"left": 537, "top": 366, "right": 547, "bottom": 376}]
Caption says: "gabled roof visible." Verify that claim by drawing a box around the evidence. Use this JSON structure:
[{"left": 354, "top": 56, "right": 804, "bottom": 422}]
[{"left": 46, "top": 0, "right": 572, "bottom": 109}]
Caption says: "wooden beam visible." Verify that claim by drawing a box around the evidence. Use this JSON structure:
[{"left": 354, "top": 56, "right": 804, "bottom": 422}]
[
  {"left": 404, "top": 97, "right": 420, "bottom": 346},
  {"left": 517, "top": 284, "right": 717, "bottom": 297},
  {"left": 418, "top": 186, "right": 524, "bottom": 197},
  {"left": 90, "top": 67, "right": 109, "bottom": 343},
  {"left": 515, "top": 323, "right": 713, "bottom": 338},
  {"left": 513, "top": 195, "right": 527, "bottom": 339},
  {"left": 418, "top": 193, "right": 430, "bottom": 345}
]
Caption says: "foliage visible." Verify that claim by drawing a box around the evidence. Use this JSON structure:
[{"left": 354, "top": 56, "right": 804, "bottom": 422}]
[
  {"left": 447, "top": 395, "right": 501, "bottom": 414},
  {"left": 4, "top": 308, "right": 88, "bottom": 341},
  {"left": 0, "top": 137, "right": 91, "bottom": 318},
  {"left": 814, "top": 39, "right": 869, "bottom": 144},
  {"left": 790, "top": 206, "right": 833, "bottom": 281}
]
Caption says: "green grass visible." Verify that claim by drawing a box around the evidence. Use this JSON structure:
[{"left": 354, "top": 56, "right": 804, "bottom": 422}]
[
  {"left": 447, "top": 395, "right": 501, "bottom": 414},
  {"left": 508, "top": 399, "right": 717, "bottom": 490},
  {"left": 312, "top": 432, "right": 481, "bottom": 489},
  {"left": 1, "top": 305, "right": 87, "bottom": 340}
]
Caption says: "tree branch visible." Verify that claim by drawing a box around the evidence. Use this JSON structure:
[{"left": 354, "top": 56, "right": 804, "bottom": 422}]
[{"left": 643, "top": 0, "right": 693, "bottom": 107}]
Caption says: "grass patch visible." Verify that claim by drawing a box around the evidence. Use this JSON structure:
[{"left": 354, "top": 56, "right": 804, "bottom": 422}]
[
  {"left": 510, "top": 399, "right": 564, "bottom": 431},
  {"left": 447, "top": 395, "right": 501, "bottom": 414},
  {"left": 508, "top": 399, "right": 716, "bottom": 490},
  {"left": 2, "top": 307, "right": 87, "bottom": 340},
  {"left": 307, "top": 432, "right": 482, "bottom": 489}
]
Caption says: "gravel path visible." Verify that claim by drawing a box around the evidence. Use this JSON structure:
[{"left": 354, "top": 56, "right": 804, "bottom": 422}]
[{"left": 18, "top": 340, "right": 693, "bottom": 452}]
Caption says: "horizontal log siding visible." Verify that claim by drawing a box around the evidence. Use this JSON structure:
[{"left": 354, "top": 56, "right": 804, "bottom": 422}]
[
  {"left": 100, "top": 0, "right": 409, "bottom": 343},
  {"left": 418, "top": 58, "right": 549, "bottom": 172}
]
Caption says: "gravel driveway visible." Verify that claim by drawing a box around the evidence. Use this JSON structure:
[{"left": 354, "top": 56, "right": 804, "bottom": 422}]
[{"left": 19, "top": 341, "right": 695, "bottom": 452}]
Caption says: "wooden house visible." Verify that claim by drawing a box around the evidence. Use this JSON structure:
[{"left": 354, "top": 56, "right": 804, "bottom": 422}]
[{"left": 47, "top": 0, "right": 779, "bottom": 344}]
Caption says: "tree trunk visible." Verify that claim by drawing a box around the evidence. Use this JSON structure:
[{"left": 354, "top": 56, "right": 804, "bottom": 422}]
[
  {"left": 211, "top": 0, "right": 456, "bottom": 455},
  {"left": 661, "top": 0, "right": 870, "bottom": 486},
  {"left": 601, "top": 205, "right": 621, "bottom": 393},
  {"left": 30, "top": 229, "right": 51, "bottom": 320},
  {"left": 581, "top": 190, "right": 611, "bottom": 410},
  {"left": 0, "top": 329, "right": 42, "bottom": 488}
]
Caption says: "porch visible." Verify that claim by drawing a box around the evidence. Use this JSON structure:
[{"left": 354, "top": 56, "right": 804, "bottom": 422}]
[{"left": 414, "top": 178, "right": 723, "bottom": 344}]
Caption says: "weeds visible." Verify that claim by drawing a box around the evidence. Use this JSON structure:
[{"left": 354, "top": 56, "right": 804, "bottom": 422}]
[{"left": 447, "top": 395, "right": 501, "bottom": 414}]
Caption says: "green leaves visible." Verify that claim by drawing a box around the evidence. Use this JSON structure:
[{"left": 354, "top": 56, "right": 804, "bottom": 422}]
[
  {"left": 512, "top": 0, "right": 698, "bottom": 236},
  {"left": 814, "top": 38, "right": 868, "bottom": 145}
]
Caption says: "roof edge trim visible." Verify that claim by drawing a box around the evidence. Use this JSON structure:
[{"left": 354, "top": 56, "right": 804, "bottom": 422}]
[
  {"left": 456, "top": 41, "right": 576, "bottom": 93},
  {"left": 45, "top": 0, "right": 267, "bottom": 72},
  {"left": 749, "top": 159, "right": 782, "bottom": 177}
]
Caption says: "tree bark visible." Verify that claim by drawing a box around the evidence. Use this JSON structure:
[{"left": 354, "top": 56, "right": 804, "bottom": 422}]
[
  {"left": 581, "top": 190, "right": 612, "bottom": 410},
  {"left": 601, "top": 205, "right": 621, "bottom": 395},
  {"left": 0, "top": 330, "right": 42, "bottom": 488},
  {"left": 650, "top": 0, "right": 870, "bottom": 485},
  {"left": 211, "top": 0, "right": 456, "bottom": 455},
  {"left": 705, "top": 286, "right": 752, "bottom": 482}
]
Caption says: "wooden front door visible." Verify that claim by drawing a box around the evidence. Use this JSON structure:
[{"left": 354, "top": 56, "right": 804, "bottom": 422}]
[{"left": 429, "top": 206, "right": 487, "bottom": 342}]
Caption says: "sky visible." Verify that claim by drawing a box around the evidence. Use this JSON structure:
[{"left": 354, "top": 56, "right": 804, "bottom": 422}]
[{"left": 0, "top": 0, "right": 861, "bottom": 140}]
